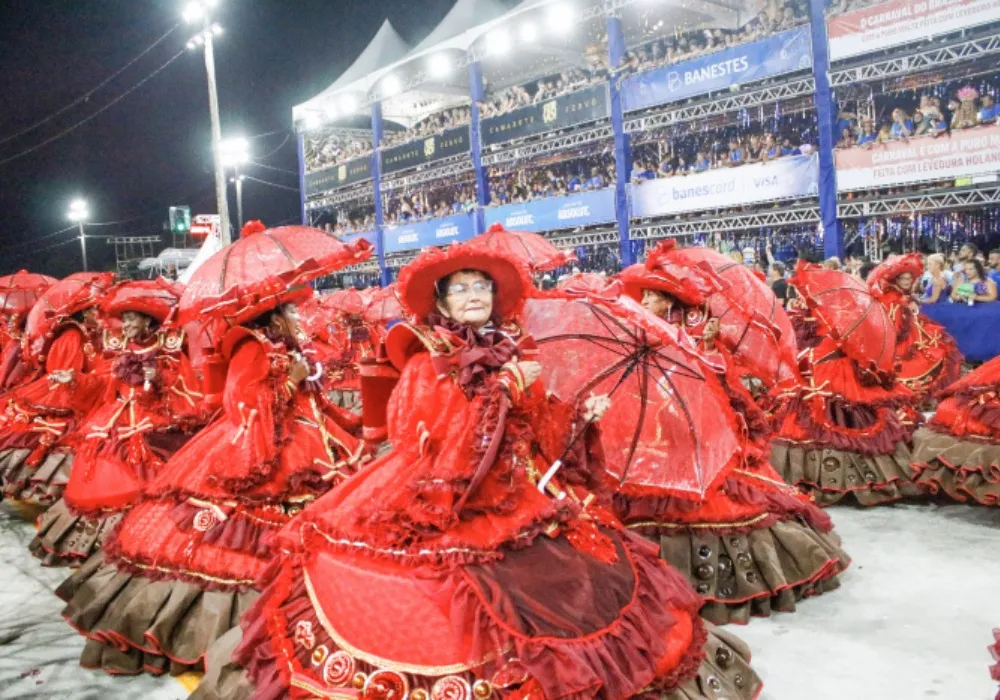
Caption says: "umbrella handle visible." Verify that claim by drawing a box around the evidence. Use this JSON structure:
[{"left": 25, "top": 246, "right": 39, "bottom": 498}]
[{"left": 536, "top": 417, "right": 594, "bottom": 494}]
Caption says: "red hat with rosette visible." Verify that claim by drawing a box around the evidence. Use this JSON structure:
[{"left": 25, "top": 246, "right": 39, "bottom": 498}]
[
  {"left": 619, "top": 241, "right": 720, "bottom": 307},
  {"left": 396, "top": 239, "right": 533, "bottom": 322},
  {"left": 867, "top": 253, "right": 924, "bottom": 295},
  {"left": 101, "top": 278, "right": 183, "bottom": 324}
]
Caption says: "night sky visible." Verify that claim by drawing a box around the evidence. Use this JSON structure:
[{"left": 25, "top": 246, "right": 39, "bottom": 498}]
[{"left": 0, "top": 0, "right": 475, "bottom": 276}]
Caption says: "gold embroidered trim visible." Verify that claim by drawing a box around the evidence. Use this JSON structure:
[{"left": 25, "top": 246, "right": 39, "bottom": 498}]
[
  {"left": 114, "top": 553, "right": 256, "bottom": 586},
  {"left": 627, "top": 513, "right": 771, "bottom": 530}
]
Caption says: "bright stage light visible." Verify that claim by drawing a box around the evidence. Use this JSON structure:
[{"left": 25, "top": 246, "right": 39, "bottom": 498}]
[
  {"left": 382, "top": 74, "right": 402, "bottom": 97},
  {"left": 488, "top": 29, "right": 511, "bottom": 55},
  {"left": 182, "top": 2, "right": 205, "bottom": 23},
  {"left": 519, "top": 22, "right": 538, "bottom": 42},
  {"left": 303, "top": 113, "right": 322, "bottom": 130},
  {"left": 220, "top": 137, "right": 250, "bottom": 167},
  {"left": 428, "top": 53, "right": 452, "bottom": 79},
  {"left": 323, "top": 102, "right": 339, "bottom": 118},
  {"left": 547, "top": 2, "right": 575, "bottom": 34},
  {"left": 211, "top": 23, "right": 223, "bottom": 35},
  {"left": 340, "top": 95, "right": 357, "bottom": 113}
]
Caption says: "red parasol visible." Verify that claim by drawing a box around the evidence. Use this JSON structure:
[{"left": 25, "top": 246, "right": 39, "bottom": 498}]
[
  {"left": 321, "top": 287, "right": 368, "bottom": 318},
  {"left": 362, "top": 284, "right": 405, "bottom": 327},
  {"left": 555, "top": 272, "right": 618, "bottom": 297},
  {"left": 658, "top": 244, "right": 799, "bottom": 385},
  {"left": 474, "top": 222, "right": 575, "bottom": 272},
  {"left": 24, "top": 272, "right": 116, "bottom": 359},
  {"left": 297, "top": 295, "right": 334, "bottom": 343},
  {"left": 521, "top": 294, "right": 742, "bottom": 500},
  {"left": 0, "top": 270, "right": 58, "bottom": 317},
  {"left": 179, "top": 225, "right": 372, "bottom": 325},
  {"left": 791, "top": 262, "right": 895, "bottom": 375}
]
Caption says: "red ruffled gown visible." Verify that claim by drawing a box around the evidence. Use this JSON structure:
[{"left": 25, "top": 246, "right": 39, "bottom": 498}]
[
  {"left": 870, "top": 281, "right": 962, "bottom": 401},
  {"left": 30, "top": 328, "right": 204, "bottom": 565},
  {"left": 56, "top": 328, "right": 366, "bottom": 676},
  {"left": 911, "top": 355, "right": 1000, "bottom": 504},
  {"left": 0, "top": 317, "right": 30, "bottom": 393},
  {"left": 616, "top": 315, "right": 849, "bottom": 625},
  {"left": 194, "top": 322, "right": 763, "bottom": 700},
  {"left": 769, "top": 310, "right": 922, "bottom": 506},
  {"left": 0, "top": 319, "right": 106, "bottom": 505}
]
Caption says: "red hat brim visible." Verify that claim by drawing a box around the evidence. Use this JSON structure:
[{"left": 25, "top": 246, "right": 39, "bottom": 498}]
[
  {"left": 619, "top": 264, "right": 707, "bottom": 307},
  {"left": 101, "top": 279, "right": 182, "bottom": 324},
  {"left": 397, "top": 241, "right": 532, "bottom": 322},
  {"left": 868, "top": 253, "right": 924, "bottom": 295}
]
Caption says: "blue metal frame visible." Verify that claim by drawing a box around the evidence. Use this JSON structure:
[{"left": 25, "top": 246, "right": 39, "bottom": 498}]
[
  {"left": 370, "top": 103, "right": 392, "bottom": 286},
  {"left": 297, "top": 133, "right": 308, "bottom": 225},
  {"left": 607, "top": 16, "right": 634, "bottom": 267},
  {"left": 468, "top": 61, "right": 489, "bottom": 235},
  {"left": 808, "top": 0, "right": 843, "bottom": 259}
]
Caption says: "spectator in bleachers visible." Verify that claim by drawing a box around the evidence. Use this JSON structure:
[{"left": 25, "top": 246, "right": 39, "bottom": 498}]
[
  {"left": 951, "top": 259, "right": 998, "bottom": 304},
  {"left": 952, "top": 86, "right": 981, "bottom": 130},
  {"left": 890, "top": 108, "right": 914, "bottom": 139},
  {"left": 988, "top": 249, "right": 1000, "bottom": 287},
  {"left": 980, "top": 94, "right": 998, "bottom": 124},
  {"left": 380, "top": 105, "right": 472, "bottom": 149},
  {"left": 920, "top": 253, "right": 951, "bottom": 305}
]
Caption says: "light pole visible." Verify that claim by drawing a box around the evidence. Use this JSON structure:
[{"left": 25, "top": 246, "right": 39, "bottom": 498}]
[
  {"left": 221, "top": 137, "right": 250, "bottom": 231},
  {"left": 68, "top": 199, "right": 89, "bottom": 272},
  {"left": 184, "top": 1, "right": 232, "bottom": 245}
]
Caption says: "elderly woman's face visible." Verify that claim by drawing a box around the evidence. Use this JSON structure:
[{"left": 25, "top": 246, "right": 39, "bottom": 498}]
[
  {"left": 437, "top": 270, "right": 494, "bottom": 328},
  {"left": 121, "top": 311, "right": 151, "bottom": 340},
  {"left": 641, "top": 289, "right": 672, "bottom": 318},
  {"left": 895, "top": 272, "right": 914, "bottom": 291}
]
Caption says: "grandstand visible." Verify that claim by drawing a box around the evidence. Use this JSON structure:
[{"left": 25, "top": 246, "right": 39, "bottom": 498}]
[{"left": 293, "top": 0, "right": 1000, "bottom": 284}]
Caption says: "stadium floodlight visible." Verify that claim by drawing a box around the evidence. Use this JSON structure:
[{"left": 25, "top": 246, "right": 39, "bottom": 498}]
[
  {"left": 547, "top": 2, "right": 575, "bottom": 34},
  {"left": 182, "top": 1, "right": 205, "bottom": 23},
  {"left": 382, "top": 74, "right": 402, "bottom": 97},
  {"left": 323, "top": 101, "right": 339, "bottom": 118},
  {"left": 428, "top": 53, "right": 452, "bottom": 79},
  {"left": 488, "top": 29, "right": 511, "bottom": 55},
  {"left": 519, "top": 22, "right": 538, "bottom": 42},
  {"left": 220, "top": 137, "right": 250, "bottom": 167},
  {"left": 340, "top": 95, "right": 357, "bottom": 113},
  {"left": 68, "top": 199, "right": 89, "bottom": 223}
]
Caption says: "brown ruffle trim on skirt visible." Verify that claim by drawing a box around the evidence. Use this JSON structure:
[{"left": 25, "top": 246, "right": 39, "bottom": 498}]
[
  {"left": 0, "top": 448, "right": 72, "bottom": 505},
  {"left": 57, "top": 552, "right": 259, "bottom": 677},
  {"left": 29, "top": 497, "right": 119, "bottom": 567},
  {"left": 769, "top": 440, "right": 923, "bottom": 506},
  {"left": 188, "top": 621, "right": 762, "bottom": 700},
  {"left": 911, "top": 426, "right": 1000, "bottom": 506},
  {"left": 637, "top": 517, "right": 849, "bottom": 626}
]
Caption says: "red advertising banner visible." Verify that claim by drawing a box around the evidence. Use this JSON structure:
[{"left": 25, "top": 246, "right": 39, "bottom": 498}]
[
  {"left": 834, "top": 125, "right": 1000, "bottom": 191},
  {"left": 827, "top": 0, "right": 1000, "bottom": 60}
]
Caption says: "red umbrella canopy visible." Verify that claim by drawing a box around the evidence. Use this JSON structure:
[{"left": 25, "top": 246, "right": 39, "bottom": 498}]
[
  {"left": 24, "top": 272, "right": 116, "bottom": 358},
  {"left": 322, "top": 287, "right": 368, "bottom": 318},
  {"left": 179, "top": 225, "right": 372, "bottom": 325},
  {"left": 660, "top": 245, "right": 799, "bottom": 385},
  {"left": 555, "top": 272, "right": 617, "bottom": 296},
  {"left": 475, "top": 223, "right": 575, "bottom": 273},
  {"left": 790, "top": 262, "right": 895, "bottom": 375},
  {"left": 297, "top": 295, "right": 334, "bottom": 343},
  {"left": 362, "top": 284, "right": 405, "bottom": 327},
  {"left": 521, "top": 294, "right": 742, "bottom": 501},
  {"left": 0, "top": 270, "right": 58, "bottom": 317}
]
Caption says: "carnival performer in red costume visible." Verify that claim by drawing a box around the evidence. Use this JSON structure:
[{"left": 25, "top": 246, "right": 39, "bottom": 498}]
[
  {"left": 616, "top": 258, "right": 848, "bottom": 623},
  {"left": 868, "top": 253, "right": 962, "bottom": 402},
  {"left": 30, "top": 280, "right": 204, "bottom": 566},
  {"left": 326, "top": 288, "right": 376, "bottom": 411},
  {"left": 56, "top": 288, "right": 367, "bottom": 676},
  {"left": 910, "top": 355, "right": 1000, "bottom": 505},
  {"left": 0, "top": 271, "right": 57, "bottom": 393},
  {"left": 769, "top": 262, "right": 922, "bottom": 506},
  {"left": 194, "top": 241, "right": 762, "bottom": 700},
  {"left": 0, "top": 273, "right": 114, "bottom": 506}
]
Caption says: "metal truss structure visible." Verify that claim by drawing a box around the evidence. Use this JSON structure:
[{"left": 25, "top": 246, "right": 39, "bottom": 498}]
[
  {"left": 380, "top": 155, "right": 473, "bottom": 191},
  {"left": 837, "top": 183, "right": 1000, "bottom": 218},
  {"left": 111, "top": 236, "right": 161, "bottom": 277},
  {"left": 549, "top": 228, "right": 620, "bottom": 249},
  {"left": 624, "top": 78, "right": 815, "bottom": 133},
  {"left": 305, "top": 185, "right": 375, "bottom": 212},
  {"left": 482, "top": 124, "right": 614, "bottom": 167},
  {"left": 830, "top": 30, "right": 1000, "bottom": 86},
  {"left": 385, "top": 252, "right": 420, "bottom": 269},
  {"left": 339, "top": 260, "right": 381, "bottom": 275},
  {"left": 630, "top": 202, "right": 820, "bottom": 239}
]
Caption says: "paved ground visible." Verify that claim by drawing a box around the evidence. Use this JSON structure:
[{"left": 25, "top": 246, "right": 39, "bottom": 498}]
[{"left": 0, "top": 501, "right": 997, "bottom": 699}]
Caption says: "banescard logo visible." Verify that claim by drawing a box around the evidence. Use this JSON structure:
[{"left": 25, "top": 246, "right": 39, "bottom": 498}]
[{"left": 543, "top": 101, "right": 558, "bottom": 123}]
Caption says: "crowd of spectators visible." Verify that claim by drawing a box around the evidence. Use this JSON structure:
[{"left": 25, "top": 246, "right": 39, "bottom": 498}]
[
  {"left": 619, "top": 0, "right": 809, "bottom": 79},
  {"left": 305, "top": 131, "right": 373, "bottom": 171},
  {"left": 836, "top": 86, "right": 999, "bottom": 150},
  {"left": 487, "top": 150, "right": 617, "bottom": 205},
  {"left": 383, "top": 178, "right": 479, "bottom": 226},
  {"left": 380, "top": 104, "right": 472, "bottom": 149},
  {"left": 825, "top": 0, "right": 882, "bottom": 14},
  {"left": 479, "top": 60, "right": 610, "bottom": 119}
]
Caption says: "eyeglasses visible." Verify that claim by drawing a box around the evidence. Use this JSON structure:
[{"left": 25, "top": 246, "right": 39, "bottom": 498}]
[{"left": 446, "top": 280, "right": 494, "bottom": 297}]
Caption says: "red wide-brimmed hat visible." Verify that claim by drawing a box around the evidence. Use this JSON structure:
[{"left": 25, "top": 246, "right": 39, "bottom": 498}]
[
  {"left": 397, "top": 240, "right": 533, "bottom": 322},
  {"left": 101, "top": 278, "right": 183, "bottom": 324},
  {"left": 619, "top": 240, "right": 719, "bottom": 307},
  {"left": 867, "top": 253, "right": 924, "bottom": 295}
]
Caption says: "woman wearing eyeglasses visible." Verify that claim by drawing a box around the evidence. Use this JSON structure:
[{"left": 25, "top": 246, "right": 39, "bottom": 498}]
[{"left": 193, "top": 240, "right": 761, "bottom": 700}]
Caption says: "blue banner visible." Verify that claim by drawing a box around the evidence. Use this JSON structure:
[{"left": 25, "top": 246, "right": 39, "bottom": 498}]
[
  {"left": 383, "top": 213, "right": 476, "bottom": 254},
  {"left": 484, "top": 189, "right": 617, "bottom": 233},
  {"left": 629, "top": 154, "right": 819, "bottom": 218},
  {"left": 622, "top": 27, "right": 813, "bottom": 113}
]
